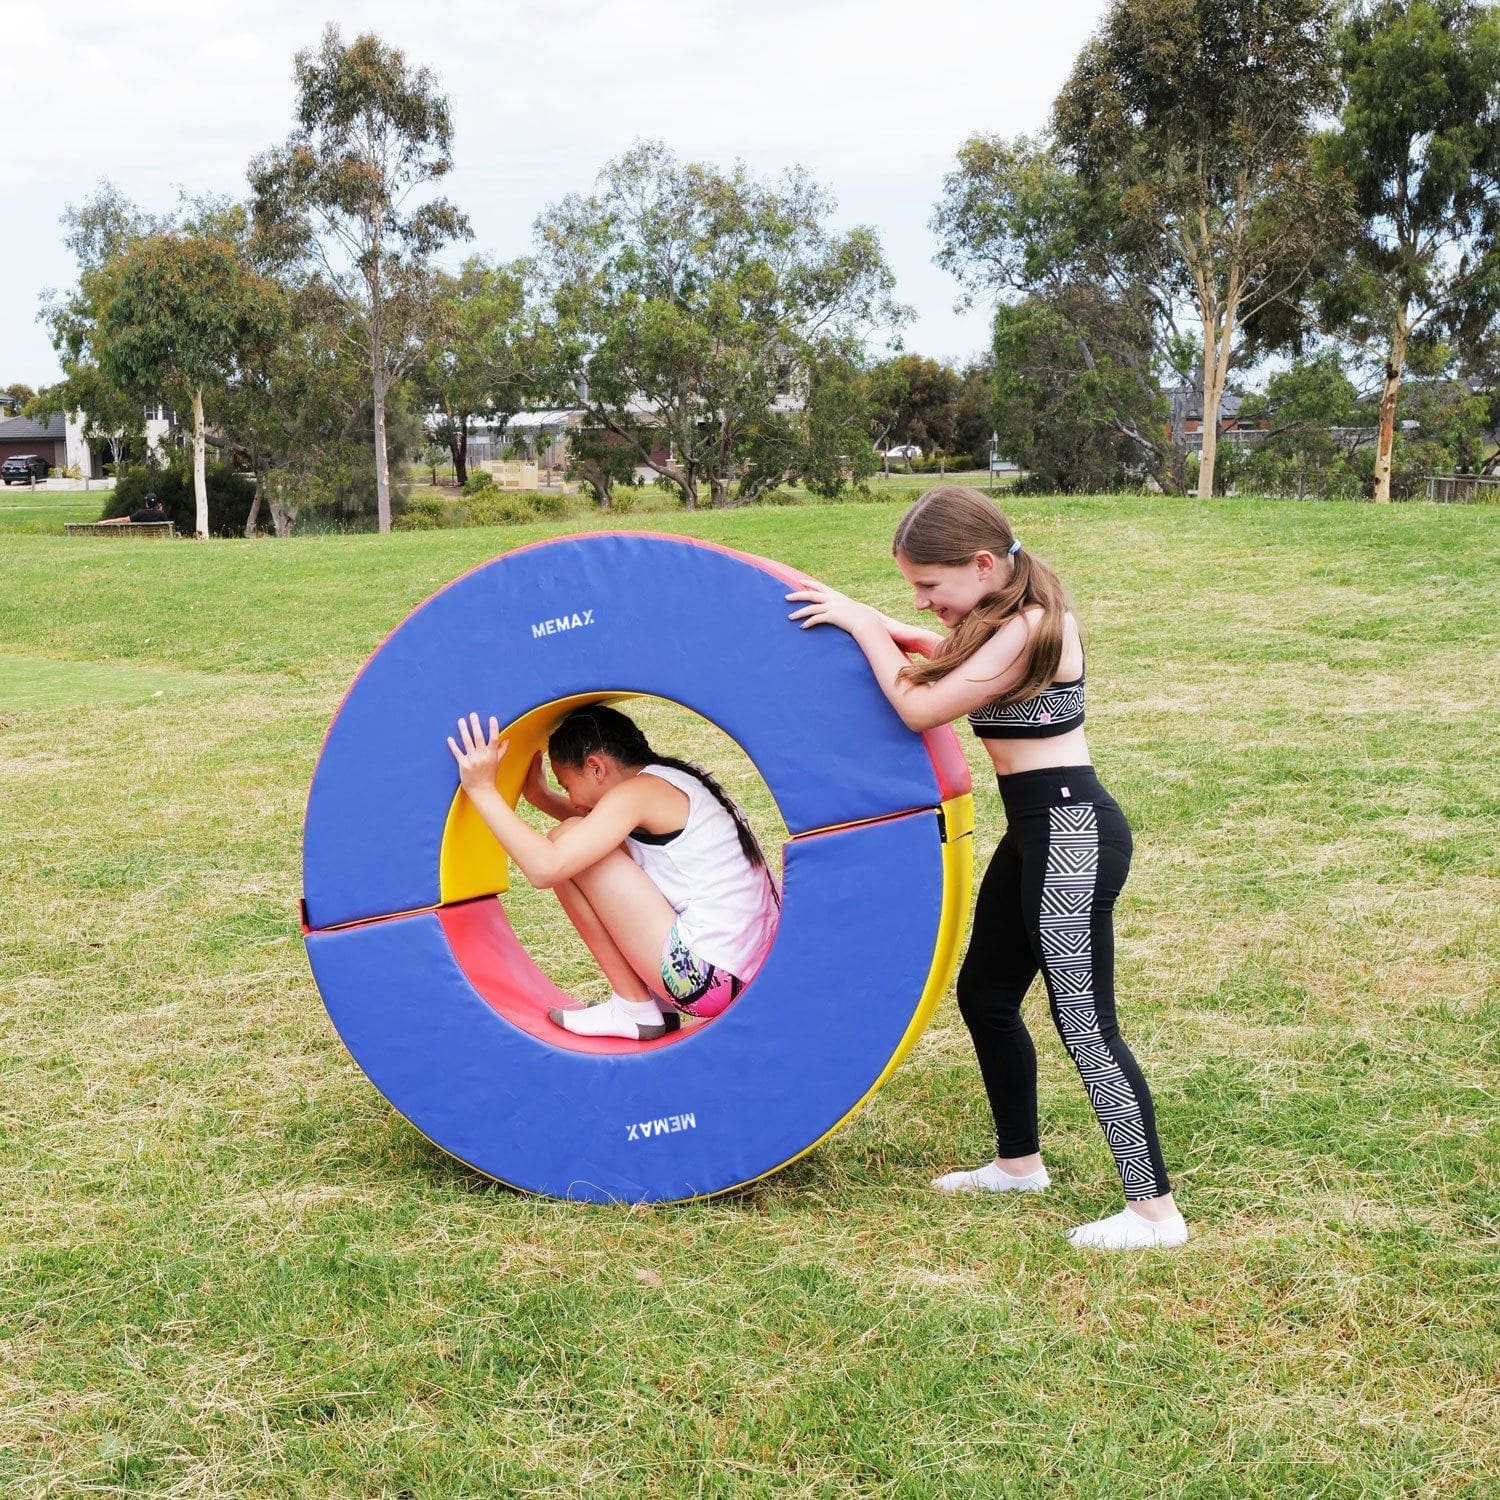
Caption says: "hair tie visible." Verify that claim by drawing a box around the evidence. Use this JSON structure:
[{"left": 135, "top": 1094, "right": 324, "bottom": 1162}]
[{"left": 1008, "top": 539, "right": 1022, "bottom": 556}]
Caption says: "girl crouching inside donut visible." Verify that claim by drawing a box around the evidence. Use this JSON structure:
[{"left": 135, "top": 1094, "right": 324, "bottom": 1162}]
[{"left": 447, "top": 705, "right": 779, "bottom": 1039}]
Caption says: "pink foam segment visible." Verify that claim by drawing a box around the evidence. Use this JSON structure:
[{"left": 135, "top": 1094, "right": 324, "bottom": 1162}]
[{"left": 437, "top": 897, "right": 692, "bottom": 1056}]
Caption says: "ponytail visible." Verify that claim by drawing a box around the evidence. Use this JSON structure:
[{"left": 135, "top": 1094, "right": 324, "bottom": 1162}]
[
  {"left": 548, "top": 706, "right": 767, "bottom": 869},
  {"left": 892, "top": 486, "right": 1072, "bottom": 707}
]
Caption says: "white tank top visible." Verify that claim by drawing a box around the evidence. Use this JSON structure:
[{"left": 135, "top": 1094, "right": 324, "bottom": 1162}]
[{"left": 624, "top": 764, "right": 780, "bottom": 980}]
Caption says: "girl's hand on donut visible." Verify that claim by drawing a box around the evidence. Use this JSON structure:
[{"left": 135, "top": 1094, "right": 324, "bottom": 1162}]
[
  {"left": 786, "top": 583, "right": 877, "bottom": 635},
  {"left": 447, "top": 712, "right": 508, "bottom": 795}
]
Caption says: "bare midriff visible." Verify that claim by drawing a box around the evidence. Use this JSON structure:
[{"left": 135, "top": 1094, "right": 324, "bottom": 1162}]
[{"left": 979, "top": 725, "right": 1092, "bottom": 778}]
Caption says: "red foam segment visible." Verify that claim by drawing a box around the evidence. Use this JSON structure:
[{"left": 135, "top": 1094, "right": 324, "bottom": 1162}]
[
  {"left": 437, "top": 897, "right": 690, "bottom": 1056},
  {"left": 920, "top": 724, "right": 972, "bottom": 803}
]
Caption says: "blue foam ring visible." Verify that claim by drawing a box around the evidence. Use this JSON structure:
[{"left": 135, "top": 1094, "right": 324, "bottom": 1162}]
[
  {"left": 305, "top": 810, "right": 945, "bottom": 1203},
  {"left": 303, "top": 533, "right": 944, "bottom": 931}
]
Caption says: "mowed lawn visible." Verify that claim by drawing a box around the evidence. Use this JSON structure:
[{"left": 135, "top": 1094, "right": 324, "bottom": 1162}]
[
  {"left": 0, "top": 486, "right": 105, "bottom": 535},
  {"left": 0, "top": 497, "right": 1494, "bottom": 1497}
]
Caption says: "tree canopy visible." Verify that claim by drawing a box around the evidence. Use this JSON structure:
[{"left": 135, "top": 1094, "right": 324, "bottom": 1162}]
[
  {"left": 92, "top": 232, "right": 284, "bottom": 536},
  {"left": 532, "top": 140, "right": 902, "bottom": 507},
  {"left": 250, "top": 26, "right": 470, "bottom": 531},
  {"left": 417, "top": 257, "right": 534, "bottom": 485}
]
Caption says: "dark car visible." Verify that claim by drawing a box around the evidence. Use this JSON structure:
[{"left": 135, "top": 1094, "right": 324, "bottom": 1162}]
[{"left": 1, "top": 454, "right": 52, "bottom": 483}]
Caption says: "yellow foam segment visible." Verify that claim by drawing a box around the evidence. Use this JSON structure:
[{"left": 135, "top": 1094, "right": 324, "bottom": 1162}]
[
  {"left": 876, "top": 793, "right": 975, "bottom": 1079},
  {"left": 438, "top": 691, "right": 646, "bottom": 905}
]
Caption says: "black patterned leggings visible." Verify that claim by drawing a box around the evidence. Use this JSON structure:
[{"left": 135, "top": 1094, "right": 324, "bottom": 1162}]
[{"left": 955, "top": 766, "right": 1171, "bottom": 1200}]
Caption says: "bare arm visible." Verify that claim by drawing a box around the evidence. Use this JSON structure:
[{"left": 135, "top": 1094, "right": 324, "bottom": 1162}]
[
  {"left": 447, "top": 715, "right": 654, "bottom": 888},
  {"left": 876, "top": 612, "right": 944, "bottom": 657},
  {"left": 788, "top": 588, "right": 1031, "bottom": 731}
]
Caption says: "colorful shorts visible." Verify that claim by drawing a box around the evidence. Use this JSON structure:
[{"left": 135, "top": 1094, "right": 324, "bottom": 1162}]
[{"left": 657, "top": 923, "right": 743, "bottom": 1019}]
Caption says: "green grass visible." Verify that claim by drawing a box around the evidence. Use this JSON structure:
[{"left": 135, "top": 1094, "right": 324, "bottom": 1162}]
[
  {"left": 0, "top": 485, "right": 106, "bottom": 534},
  {"left": 1, "top": 497, "right": 1496, "bottom": 1496}
]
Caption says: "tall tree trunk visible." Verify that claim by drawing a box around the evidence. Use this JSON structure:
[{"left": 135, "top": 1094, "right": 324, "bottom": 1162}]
[
  {"left": 448, "top": 422, "right": 468, "bottom": 486},
  {"left": 1372, "top": 307, "right": 1409, "bottom": 505},
  {"left": 708, "top": 474, "right": 731, "bottom": 507},
  {"left": 268, "top": 483, "right": 296, "bottom": 537},
  {"left": 191, "top": 387, "right": 208, "bottom": 538},
  {"left": 1196, "top": 320, "right": 1236, "bottom": 500},
  {"left": 372, "top": 362, "right": 392, "bottom": 533},
  {"left": 244, "top": 471, "right": 265, "bottom": 538}
]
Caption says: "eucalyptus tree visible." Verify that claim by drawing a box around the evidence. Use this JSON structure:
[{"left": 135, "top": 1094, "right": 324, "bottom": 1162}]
[
  {"left": 37, "top": 184, "right": 167, "bottom": 475},
  {"left": 532, "top": 141, "right": 901, "bottom": 508},
  {"left": 91, "top": 232, "right": 284, "bottom": 537},
  {"left": 418, "top": 256, "right": 534, "bottom": 485},
  {"left": 1051, "top": 0, "right": 1350, "bottom": 498},
  {"left": 934, "top": 135, "right": 1182, "bottom": 490},
  {"left": 1321, "top": 0, "right": 1500, "bottom": 502},
  {"left": 250, "top": 27, "right": 470, "bottom": 531}
]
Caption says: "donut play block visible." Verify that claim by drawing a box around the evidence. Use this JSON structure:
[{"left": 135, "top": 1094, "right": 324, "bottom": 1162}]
[{"left": 301, "top": 532, "right": 973, "bottom": 1203}]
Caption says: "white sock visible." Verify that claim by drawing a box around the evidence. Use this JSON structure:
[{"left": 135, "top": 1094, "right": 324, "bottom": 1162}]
[
  {"left": 931, "top": 1161, "right": 1051, "bottom": 1194},
  {"left": 1067, "top": 1205, "right": 1189, "bottom": 1251},
  {"left": 612, "top": 993, "right": 663, "bottom": 1022},
  {"left": 548, "top": 993, "right": 665, "bottom": 1039}
]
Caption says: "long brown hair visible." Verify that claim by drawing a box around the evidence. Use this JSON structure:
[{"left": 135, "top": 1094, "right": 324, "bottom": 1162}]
[{"left": 892, "top": 486, "right": 1073, "bottom": 705}]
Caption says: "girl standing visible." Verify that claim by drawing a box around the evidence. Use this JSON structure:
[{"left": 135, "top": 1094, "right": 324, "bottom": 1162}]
[{"left": 788, "top": 487, "right": 1186, "bottom": 1250}]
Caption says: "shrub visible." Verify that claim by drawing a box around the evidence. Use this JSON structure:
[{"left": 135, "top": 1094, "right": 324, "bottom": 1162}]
[
  {"left": 393, "top": 493, "right": 453, "bottom": 530},
  {"left": 528, "top": 489, "right": 569, "bottom": 517},
  {"left": 461, "top": 492, "right": 533, "bottom": 527},
  {"left": 462, "top": 469, "right": 496, "bottom": 495},
  {"left": 104, "top": 460, "right": 255, "bottom": 537}
]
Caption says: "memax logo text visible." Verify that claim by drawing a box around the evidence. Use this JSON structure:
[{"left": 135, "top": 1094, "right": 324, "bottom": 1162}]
[
  {"left": 626, "top": 1112, "right": 697, "bottom": 1141},
  {"left": 531, "top": 609, "right": 595, "bottom": 638}
]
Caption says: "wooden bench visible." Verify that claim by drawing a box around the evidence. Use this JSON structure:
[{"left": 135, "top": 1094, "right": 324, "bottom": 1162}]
[{"left": 66, "top": 521, "right": 177, "bottom": 539}]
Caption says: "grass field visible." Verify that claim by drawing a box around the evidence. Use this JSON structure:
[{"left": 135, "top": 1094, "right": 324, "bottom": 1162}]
[
  {"left": 0, "top": 485, "right": 107, "bottom": 535},
  {"left": 1, "top": 496, "right": 1495, "bottom": 1496}
]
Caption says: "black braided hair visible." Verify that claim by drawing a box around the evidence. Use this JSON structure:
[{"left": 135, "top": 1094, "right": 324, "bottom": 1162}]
[{"left": 547, "top": 705, "right": 766, "bottom": 869}]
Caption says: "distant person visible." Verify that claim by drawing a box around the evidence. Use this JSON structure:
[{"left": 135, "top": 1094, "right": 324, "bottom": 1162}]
[{"left": 128, "top": 493, "right": 167, "bottom": 524}]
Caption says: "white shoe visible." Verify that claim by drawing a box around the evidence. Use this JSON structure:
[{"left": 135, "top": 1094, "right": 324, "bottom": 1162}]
[
  {"left": 1067, "top": 1206, "right": 1189, "bottom": 1250},
  {"left": 547, "top": 994, "right": 666, "bottom": 1040},
  {"left": 931, "top": 1161, "right": 1051, "bottom": 1194}
]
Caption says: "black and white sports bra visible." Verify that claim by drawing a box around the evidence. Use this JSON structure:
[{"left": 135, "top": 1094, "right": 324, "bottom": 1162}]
[{"left": 968, "top": 667, "right": 1086, "bottom": 740}]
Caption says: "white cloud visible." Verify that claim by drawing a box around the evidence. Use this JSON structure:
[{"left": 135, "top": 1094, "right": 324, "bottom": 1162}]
[{"left": 1, "top": 0, "right": 1105, "bottom": 382}]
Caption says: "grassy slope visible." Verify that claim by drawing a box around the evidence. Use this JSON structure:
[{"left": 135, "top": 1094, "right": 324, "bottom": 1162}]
[
  {"left": 0, "top": 497, "right": 1495, "bottom": 1496},
  {"left": 0, "top": 486, "right": 106, "bottom": 534}
]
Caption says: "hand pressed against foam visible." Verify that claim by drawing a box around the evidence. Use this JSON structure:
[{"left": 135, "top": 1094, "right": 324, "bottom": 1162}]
[
  {"left": 446, "top": 712, "right": 509, "bottom": 795},
  {"left": 785, "top": 582, "right": 879, "bottom": 634}
]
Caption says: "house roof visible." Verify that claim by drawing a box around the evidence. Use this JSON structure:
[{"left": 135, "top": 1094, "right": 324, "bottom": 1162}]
[
  {"left": 1167, "top": 384, "right": 1243, "bottom": 423},
  {"left": 0, "top": 412, "right": 65, "bottom": 441}
]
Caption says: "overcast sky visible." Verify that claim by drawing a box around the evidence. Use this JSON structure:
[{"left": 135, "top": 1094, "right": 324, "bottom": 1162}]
[{"left": 3, "top": 0, "right": 1107, "bottom": 387}]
